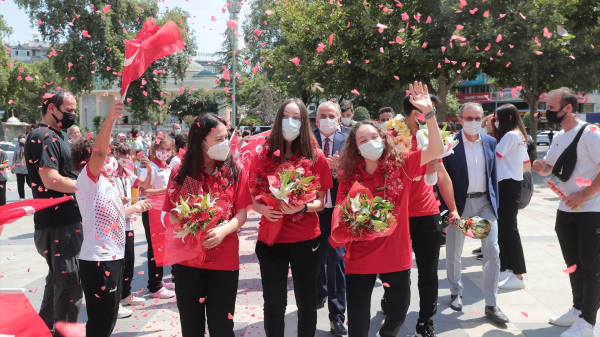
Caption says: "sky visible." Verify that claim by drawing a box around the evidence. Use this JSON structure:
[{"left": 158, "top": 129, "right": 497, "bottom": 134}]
[{"left": 0, "top": 0, "right": 249, "bottom": 55}]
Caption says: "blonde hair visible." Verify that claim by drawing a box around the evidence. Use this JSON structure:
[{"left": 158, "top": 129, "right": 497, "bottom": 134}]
[{"left": 150, "top": 136, "right": 174, "bottom": 159}]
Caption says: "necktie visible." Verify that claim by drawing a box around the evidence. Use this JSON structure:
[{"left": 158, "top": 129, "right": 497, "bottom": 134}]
[{"left": 324, "top": 137, "right": 330, "bottom": 156}]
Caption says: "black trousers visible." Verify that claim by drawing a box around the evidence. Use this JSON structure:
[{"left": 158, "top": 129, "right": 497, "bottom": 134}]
[
  {"left": 34, "top": 223, "right": 83, "bottom": 336},
  {"left": 121, "top": 230, "right": 135, "bottom": 299},
  {"left": 255, "top": 237, "right": 321, "bottom": 337},
  {"left": 498, "top": 179, "right": 526, "bottom": 274},
  {"left": 316, "top": 208, "right": 346, "bottom": 324},
  {"left": 16, "top": 173, "right": 31, "bottom": 199},
  {"left": 409, "top": 213, "right": 443, "bottom": 323},
  {"left": 347, "top": 270, "right": 411, "bottom": 337},
  {"left": 80, "top": 259, "right": 124, "bottom": 337},
  {"left": 555, "top": 210, "right": 600, "bottom": 325},
  {"left": 0, "top": 181, "right": 6, "bottom": 205},
  {"left": 173, "top": 264, "right": 239, "bottom": 337},
  {"left": 142, "top": 211, "right": 164, "bottom": 292}
]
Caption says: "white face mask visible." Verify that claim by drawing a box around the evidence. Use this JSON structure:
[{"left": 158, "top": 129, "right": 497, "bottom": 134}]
[
  {"left": 282, "top": 118, "right": 301, "bottom": 141},
  {"left": 341, "top": 117, "right": 352, "bottom": 126},
  {"left": 155, "top": 150, "right": 171, "bottom": 161},
  {"left": 19, "top": 138, "right": 26, "bottom": 144},
  {"left": 118, "top": 157, "right": 133, "bottom": 168},
  {"left": 462, "top": 121, "right": 482, "bottom": 136},
  {"left": 494, "top": 121, "right": 499, "bottom": 129},
  {"left": 319, "top": 118, "right": 338, "bottom": 134},
  {"left": 174, "top": 129, "right": 181, "bottom": 134},
  {"left": 204, "top": 140, "right": 230, "bottom": 161},
  {"left": 380, "top": 122, "right": 388, "bottom": 130},
  {"left": 358, "top": 137, "right": 384, "bottom": 161},
  {"left": 103, "top": 157, "right": 118, "bottom": 177}
]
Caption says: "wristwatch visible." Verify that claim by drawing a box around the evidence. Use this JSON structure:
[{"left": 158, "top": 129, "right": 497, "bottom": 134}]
[{"left": 299, "top": 204, "right": 308, "bottom": 214}]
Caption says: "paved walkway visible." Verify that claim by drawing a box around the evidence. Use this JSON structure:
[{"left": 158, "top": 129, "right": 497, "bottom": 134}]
[{"left": 0, "top": 169, "right": 598, "bottom": 336}]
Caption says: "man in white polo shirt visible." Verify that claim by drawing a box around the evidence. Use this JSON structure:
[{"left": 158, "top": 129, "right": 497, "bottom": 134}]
[{"left": 533, "top": 87, "right": 600, "bottom": 337}]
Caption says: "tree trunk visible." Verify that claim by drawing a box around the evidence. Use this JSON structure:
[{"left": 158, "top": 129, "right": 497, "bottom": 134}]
[
  {"left": 436, "top": 83, "right": 449, "bottom": 120},
  {"left": 519, "top": 63, "right": 540, "bottom": 160}
]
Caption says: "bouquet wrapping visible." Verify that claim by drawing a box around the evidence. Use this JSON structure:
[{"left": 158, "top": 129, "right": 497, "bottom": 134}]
[
  {"left": 416, "top": 124, "right": 459, "bottom": 159},
  {"left": 163, "top": 176, "right": 226, "bottom": 267},
  {"left": 331, "top": 182, "right": 397, "bottom": 246},
  {"left": 256, "top": 164, "right": 319, "bottom": 246},
  {"left": 448, "top": 216, "right": 492, "bottom": 239}
]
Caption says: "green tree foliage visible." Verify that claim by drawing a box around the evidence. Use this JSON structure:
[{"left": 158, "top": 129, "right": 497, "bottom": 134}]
[
  {"left": 0, "top": 15, "right": 14, "bottom": 109},
  {"left": 93, "top": 115, "right": 103, "bottom": 130},
  {"left": 354, "top": 106, "right": 371, "bottom": 122},
  {"left": 168, "top": 89, "right": 220, "bottom": 121},
  {"left": 13, "top": 0, "right": 197, "bottom": 123}
]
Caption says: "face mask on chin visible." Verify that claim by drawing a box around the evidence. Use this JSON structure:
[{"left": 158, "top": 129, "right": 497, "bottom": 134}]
[{"left": 462, "top": 120, "right": 482, "bottom": 136}]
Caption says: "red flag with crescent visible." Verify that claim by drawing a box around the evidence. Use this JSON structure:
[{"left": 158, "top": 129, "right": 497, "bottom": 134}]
[
  {"left": 0, "top": 196, "right": 73, "bottom": 230},
  {"left": 120, "top": 18, "right": 185, "bottom": 99}
]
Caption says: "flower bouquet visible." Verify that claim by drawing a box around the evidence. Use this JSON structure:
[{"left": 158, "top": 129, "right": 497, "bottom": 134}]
[
  {"left": 256, "top": 163, "right": 320, "bottom": 246},
  {"left": 415, "top": 124, "right": 459, "bottom": 159},
  {"left": 385, "top": 115, "right": 412, "bottom": 153},
  {"left": 447, "top": 216, "right": 492, "bottom": 239},
  {"left": 330, "top": 182, "right": 397, "bottom": 246},
  {"left": 162, "top": 175, "right": 226, "bottom": 267}
]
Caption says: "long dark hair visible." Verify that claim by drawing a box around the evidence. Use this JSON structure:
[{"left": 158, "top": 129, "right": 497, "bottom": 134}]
[
  {"left": 174, "top": 113, "right": 238, "bottom": 186},
  {"left": 268, "top": 98, "right": 316, "bottom": 162},
  {"left": 495, "top": 104, "right": 527, "bottom": 143},
  {"left": 338, "top": 120, "right": 405, "bottom": 181}
]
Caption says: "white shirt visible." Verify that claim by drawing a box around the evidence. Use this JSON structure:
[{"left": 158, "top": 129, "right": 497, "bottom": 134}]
[
  {"left": 462, "top": 132, "right": 488, "bottom": 193},
  {"left": 544, "top": 121, "right": 600, "bottom": 213},
  {"left": 76, "top": 165, "right": 126, "bottom": 261},
  {"left": 320, "top": 133, "right": 334, "bottom": 208},
  {"left": 169, "top": 155, "right": 181, "bottom": 169},
  {"left": 114, "top": 168, "right": 139, "bottom": 231},
  {"left": 496, "top": 130, "right": 530, "bottom": 182},
  {"left": 139, "top": 160, "right": 171, "bottom": 189}
]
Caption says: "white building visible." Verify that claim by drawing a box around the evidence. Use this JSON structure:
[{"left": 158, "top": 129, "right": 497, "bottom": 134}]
[{"left": 7, "top": 37, "right": 52, "bottom": 64}]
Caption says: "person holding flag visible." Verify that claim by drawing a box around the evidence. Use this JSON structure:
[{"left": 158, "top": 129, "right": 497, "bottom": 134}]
[
  {"left": 24, "top": 87, "right": 84, "bottom": 335},
  {"left": 162, "top": 113, "right": 252, "bottom": 336}
]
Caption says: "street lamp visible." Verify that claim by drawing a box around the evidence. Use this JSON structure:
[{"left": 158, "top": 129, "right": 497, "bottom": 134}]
[{"left": 227, "top": 0, "right": 241, "bottom": 130}]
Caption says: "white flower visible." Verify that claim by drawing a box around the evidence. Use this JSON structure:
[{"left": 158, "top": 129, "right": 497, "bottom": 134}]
[
  {"left": 173, "top": 227, "right": 191, "bottom": 240},
  {"left": 350, "top": 194, "right": 362, "bottom": 213}
]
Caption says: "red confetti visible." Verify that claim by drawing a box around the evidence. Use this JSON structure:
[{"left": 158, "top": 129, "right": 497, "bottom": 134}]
[{"left": 563, "top": 264, "right": 577, "bottom": 274}]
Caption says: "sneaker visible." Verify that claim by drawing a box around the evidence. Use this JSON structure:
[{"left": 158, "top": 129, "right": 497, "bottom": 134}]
[
  {"left": 498, "top": 273, "right": 525, "bottom": 289},
  {"left": 120, "top": 293, "right": 145, "bottom": 306},
  {"left": 117, "top": 305, "right": 133, "bottom": 319},
  {"left": 550, "top": 307, "right": 583, "bottom": 327},
  {"left": 415, "top": 321, "right": 436, "bottom": 337},
  {"left": 560, "top": 317, "right": 595, "bottom": 337},
  {"left": 472, "top": 247, "right": 482, "bottom": 254},
  {"left": 499, "top": 270, "right": 511, "bottom": 282},
  {"left": 149, "top": 287, "right": 175, "bottom": 299},
  {"left": 163, "top": 281, "right": 175, "bottom": 290},
  {"left": 476, "top": 254, "right": 484, "bottom": 261}
]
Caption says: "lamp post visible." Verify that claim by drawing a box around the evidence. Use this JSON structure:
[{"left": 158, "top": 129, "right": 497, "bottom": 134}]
[{"left": 227, "top": 0, "right": 241, "bottom": 130}]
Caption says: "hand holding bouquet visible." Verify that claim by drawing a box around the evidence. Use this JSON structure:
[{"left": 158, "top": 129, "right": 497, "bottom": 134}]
[
  {"left": 331, "top": 182, "right": 397, "bottom": 245},
  {"left": 416, "top": 124, "right": 459, "bottom": 159},
  {"left": 171, "top": 193, "right": 224, "bottom": 240},
  {"left": 256, "top": 162, "right": 320, "bottom": 245}
]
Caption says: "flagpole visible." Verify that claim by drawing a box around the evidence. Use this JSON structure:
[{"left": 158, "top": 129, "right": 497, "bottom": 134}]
[{"left": 228, "top": 0, "right": 241, "bottom": 131}]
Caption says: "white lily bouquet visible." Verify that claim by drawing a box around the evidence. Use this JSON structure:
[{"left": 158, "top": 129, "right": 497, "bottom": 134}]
[
  {"left": 171, "top": 193, "right": 225, "bottom": 240},
  {"left": 415, "top": 124, "right": 459, "bottom": 159}
]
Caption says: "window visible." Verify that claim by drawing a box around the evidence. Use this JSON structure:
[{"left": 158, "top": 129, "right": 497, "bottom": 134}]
[
  {"left": 27, "top": 51, "right": 30, "bottom": 56},
  {"left": 15, "top": 51, "right": 19, "bottom": 56}
]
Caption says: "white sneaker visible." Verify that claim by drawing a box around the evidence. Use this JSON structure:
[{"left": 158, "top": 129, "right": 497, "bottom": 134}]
[
  {"left": 149, "top": 287, "right": 175, "bottom": 299},
  {"left": 120, "top": 293, "right": 145, "bottom": 306},
  {"left": 499, "top": 270, "right": 511, "bottom": 282},
  {"left": 163, "top": 281, "right": 175, "bottom": 290},
  {"left": 551, "top": 307, "right": 583, "bottom": 327},
  {"left": 560, "top": 317, "right": 595, "bottom": 337},
  {"left": 117, "top": 305, "right": 133, "bottom": 319},
  {"left": 498, "top": 273, "right": 525, "bottom": 289}
]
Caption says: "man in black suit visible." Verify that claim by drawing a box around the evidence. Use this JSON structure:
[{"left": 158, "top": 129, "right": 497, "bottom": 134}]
[{"left": 313, "top": 101, "right": 348, "bottom": 336}]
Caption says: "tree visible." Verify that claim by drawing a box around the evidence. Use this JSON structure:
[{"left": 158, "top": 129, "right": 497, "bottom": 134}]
[
  {"left": 93, "top": 115, "right": 103, "bottom": 131},
  {"left": 481, "top": 0, "right": 600, "bottom": 148},
  {"left": 14, "top": 0, "right": 197, "bottom": 123},
  {"left": 354, "top": 106, "right": 371, "bottom": 122},
  {"left": 168, "top": 89, "right": 220, "bottom": 120},
  {"left": 0, "top": 15, "right": 14, "bottom": 109}
]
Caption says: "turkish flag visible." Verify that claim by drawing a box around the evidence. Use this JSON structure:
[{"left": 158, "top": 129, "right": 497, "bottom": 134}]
[
  {"left": 120, "top": 18, "right": 185, "bottom": 99},
  {"left": 0, "top": 291, "right": 52, "bottom": 337},
  {"left": 237, "top": 130, "right": 271, "bottom": 169},
  {"left": 0, "top": 196, "right": 73, "bottom": 230},
  {"left": 147, "top": 193, "right": 167, "bottom": 267}
]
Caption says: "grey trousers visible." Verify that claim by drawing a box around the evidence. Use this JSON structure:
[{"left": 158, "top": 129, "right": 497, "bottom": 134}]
[
  {"left": 34, "top": 223, "right": 84, "bottom": 334},
  {"left": 445, "top": 195, "right": 500, "bottom": 307}
]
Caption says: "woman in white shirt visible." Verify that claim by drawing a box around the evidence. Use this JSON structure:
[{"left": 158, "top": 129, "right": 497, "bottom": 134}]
[
  {"left": 72, "top": 101, "right": 152, "bottom": 337},
  {"left": 493, "top": 104, "right": 532, "bottom": 290}
]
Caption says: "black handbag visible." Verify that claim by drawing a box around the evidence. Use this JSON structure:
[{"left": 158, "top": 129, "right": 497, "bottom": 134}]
[
  {"left": 552, "top": 123, "right": 591, "bottom": 182},
  {"left": 518, "top": 171, "right": 534, "bottom": 210}
]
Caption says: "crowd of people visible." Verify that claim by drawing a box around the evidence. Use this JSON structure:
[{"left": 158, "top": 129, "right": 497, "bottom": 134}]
[{"left": 1, "top": 84, "right": 598, "bottom": 337}]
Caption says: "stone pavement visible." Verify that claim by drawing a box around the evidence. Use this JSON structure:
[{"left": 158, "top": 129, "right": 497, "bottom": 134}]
[{"left": 1, "top": 169, "right": 598, "bottom": 337}]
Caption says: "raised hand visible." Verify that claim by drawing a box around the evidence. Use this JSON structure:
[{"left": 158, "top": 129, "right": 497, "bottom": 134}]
[{"left": 408, "top": 81, "right": 433, "bottom": 114}]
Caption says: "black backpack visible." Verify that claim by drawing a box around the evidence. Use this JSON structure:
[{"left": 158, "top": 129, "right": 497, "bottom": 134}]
[
  {"left": 552, "top": 123, "right": 592, "bottom": 182},
  {"left": 518, "top": 171, "right": 534, "bottom": 210}
]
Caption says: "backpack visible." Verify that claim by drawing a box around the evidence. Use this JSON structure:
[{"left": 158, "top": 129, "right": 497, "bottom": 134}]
[
  {"left": 518, "top": 171, "right": 534, "bottom": 210},
  {"left": 552, "top": 123, "right": 592, "bottom": 182}
]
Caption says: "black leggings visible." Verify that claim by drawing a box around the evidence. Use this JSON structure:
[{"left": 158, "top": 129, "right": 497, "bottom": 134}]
[
  {"left": 121, "top": 230, "right": 135, "bottom": 299},
  {"left": 498, "top": 179, "right": 526, "bottom": 274},
  {"left": 16, "top": 173, "right": 30, "bottom": 199},
  {"left": 0, "top": 181, "right": 6, "bottom": 206},
  {"left": 174, "top": 264, "right": 239, "bottom": 336}
]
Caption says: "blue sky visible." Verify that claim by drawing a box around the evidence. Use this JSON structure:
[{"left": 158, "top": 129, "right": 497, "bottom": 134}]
[{"left": 0, "top": 0, "right": 249, "bottom": 54}]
